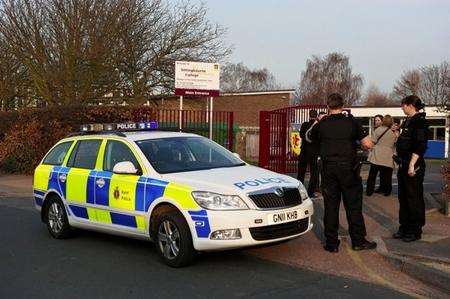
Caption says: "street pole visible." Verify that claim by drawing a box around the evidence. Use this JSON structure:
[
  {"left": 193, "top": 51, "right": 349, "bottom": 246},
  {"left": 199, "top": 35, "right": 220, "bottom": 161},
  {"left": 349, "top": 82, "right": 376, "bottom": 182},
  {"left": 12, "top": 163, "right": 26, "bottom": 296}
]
[
  {"left": 179, "top": 95, "right": 183, "bottom": 131},
  {"left": 209, "top": 97, "right": 214, "bottom": 139}
]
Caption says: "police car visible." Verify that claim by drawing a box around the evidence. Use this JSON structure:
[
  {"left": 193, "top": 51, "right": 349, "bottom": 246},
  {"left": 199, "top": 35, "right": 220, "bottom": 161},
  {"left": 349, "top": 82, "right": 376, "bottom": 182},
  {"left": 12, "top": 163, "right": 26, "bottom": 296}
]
[{"left": 33, "top": 122, "right": 314, "bottom": 267}]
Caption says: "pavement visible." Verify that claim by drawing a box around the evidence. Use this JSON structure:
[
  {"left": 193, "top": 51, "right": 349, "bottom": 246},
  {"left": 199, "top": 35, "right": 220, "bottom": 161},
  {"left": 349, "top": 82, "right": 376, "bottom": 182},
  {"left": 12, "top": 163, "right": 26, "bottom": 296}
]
[{"left": 0, "top": 173, "right": 449, "bottom": 298}]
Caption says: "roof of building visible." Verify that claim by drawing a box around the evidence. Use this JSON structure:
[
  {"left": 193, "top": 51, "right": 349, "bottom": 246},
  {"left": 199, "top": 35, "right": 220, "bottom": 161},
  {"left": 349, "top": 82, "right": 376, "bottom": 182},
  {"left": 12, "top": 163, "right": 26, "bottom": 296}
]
[{"left": 220, "top": 89, "right": 296, "bottom": 96}]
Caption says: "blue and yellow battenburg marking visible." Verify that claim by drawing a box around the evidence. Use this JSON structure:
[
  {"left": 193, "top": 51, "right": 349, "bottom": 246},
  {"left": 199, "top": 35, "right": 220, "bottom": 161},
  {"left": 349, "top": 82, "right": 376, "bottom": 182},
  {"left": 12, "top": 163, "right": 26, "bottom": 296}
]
[
  {"left": 34, "top": 165, "right": 210, "bottom": 237},
  {"left": 188, "top": 210, "right": 211, "bottom": 238}
]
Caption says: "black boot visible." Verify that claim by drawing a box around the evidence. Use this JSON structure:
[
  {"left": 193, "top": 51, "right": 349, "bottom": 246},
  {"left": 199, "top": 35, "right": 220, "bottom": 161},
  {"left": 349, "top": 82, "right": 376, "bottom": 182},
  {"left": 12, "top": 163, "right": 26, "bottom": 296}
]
[
  {"left": 392, "top": 231, "right": 405, "bottom": 239},
  {"left": 402, "top": 234, "right": 421, "bottom": 242},
  {"left": 352, "top": 239, "right": 377, "bottom": 251},
  {"left": 323, "top": 240, "right": 340, "bottom": 253}
]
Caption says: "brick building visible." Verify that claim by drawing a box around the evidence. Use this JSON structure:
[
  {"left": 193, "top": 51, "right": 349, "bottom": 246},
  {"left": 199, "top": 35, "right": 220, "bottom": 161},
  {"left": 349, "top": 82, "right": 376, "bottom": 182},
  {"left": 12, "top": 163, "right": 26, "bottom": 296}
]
[{"left": 147, "top": 90, "right": 295, "bottom": 127}]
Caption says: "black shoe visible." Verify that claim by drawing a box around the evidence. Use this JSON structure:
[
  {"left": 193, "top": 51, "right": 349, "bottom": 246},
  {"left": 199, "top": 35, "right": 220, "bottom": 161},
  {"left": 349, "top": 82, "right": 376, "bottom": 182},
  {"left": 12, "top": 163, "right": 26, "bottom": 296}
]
[
  {"left": 374, "top": 189, "right": 382, "bottom": 194},
  {"left": 383, "top": 192, "right": 391, "bottom": 197},
  {"left": 402, "top": 234, "right": 421, "bottom": 242},
  {"left": 323, "top": 244, "right": 339, "bottom": 253},
  {"left": 366, "top": 192, "right": 373, "bottom": 197},
  {"left": 392, "top": 231, "right": 405, "bottom": 239},
  {"left": 352, "top": 239, "right": 377, "bottom": 251}
]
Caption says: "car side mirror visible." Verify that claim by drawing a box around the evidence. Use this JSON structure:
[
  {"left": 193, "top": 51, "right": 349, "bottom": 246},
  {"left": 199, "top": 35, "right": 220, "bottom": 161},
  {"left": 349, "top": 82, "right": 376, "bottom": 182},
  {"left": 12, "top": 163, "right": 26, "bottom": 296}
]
[
  {"left": 233, "top": 153, "right": 241, "bottom": 159},
  {"left": 113, "top": 161, "right": 138, "bottom": 175}
]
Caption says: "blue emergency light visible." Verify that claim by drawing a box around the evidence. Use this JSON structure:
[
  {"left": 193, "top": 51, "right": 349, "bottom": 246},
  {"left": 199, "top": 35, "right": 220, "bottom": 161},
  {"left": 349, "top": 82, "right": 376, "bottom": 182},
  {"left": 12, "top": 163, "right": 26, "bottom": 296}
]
[{"left": 80, "top": 121, "right": 158, "bottom": 132}]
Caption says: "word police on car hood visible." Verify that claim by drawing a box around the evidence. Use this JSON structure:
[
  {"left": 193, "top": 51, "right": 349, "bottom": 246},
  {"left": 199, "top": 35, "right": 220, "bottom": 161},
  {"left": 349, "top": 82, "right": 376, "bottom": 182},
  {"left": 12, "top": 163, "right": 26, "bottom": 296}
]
[{"left": 233, "top": 177, "right": 292, "bottom": 190}]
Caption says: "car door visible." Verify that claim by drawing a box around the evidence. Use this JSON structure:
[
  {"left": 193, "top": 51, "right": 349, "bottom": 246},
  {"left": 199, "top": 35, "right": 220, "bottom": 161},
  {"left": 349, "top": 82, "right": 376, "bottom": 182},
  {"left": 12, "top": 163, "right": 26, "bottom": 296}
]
[
  {"left": 65, "top": 139, "right": 102, "bottom": 221},
  {"left": 95, "top": 139, "right": 147, "bottom": 231}
]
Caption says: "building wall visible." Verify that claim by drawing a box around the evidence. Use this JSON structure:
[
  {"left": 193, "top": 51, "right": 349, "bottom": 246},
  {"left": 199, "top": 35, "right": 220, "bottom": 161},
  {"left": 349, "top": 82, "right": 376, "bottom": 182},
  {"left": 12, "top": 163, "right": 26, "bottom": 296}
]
[
  {"left": 153, "top": 92, "right": 292, "bottom": 127},
  {"left": 213, "top": 93, "right": 291, "bottom": 127}
]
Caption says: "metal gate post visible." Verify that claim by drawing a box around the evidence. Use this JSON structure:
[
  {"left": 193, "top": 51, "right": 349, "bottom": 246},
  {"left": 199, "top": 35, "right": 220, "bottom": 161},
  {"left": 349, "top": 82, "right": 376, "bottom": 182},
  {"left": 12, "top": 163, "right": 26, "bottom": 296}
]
[
  {"left": 259, "top": 111, "right": 270, "bottom": 169},
  {"left": 280, "top": 112, "right": 288, "bottom": 173},
  {"left": 227, "top": 112, "right": 234, "bottom": 151}
]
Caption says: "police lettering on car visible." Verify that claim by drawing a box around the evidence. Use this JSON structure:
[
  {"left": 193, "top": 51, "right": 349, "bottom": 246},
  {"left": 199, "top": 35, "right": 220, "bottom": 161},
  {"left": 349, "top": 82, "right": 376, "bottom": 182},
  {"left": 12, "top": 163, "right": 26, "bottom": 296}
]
[{"left": 33, "top": 122, "right": 314, "bottom": 267}]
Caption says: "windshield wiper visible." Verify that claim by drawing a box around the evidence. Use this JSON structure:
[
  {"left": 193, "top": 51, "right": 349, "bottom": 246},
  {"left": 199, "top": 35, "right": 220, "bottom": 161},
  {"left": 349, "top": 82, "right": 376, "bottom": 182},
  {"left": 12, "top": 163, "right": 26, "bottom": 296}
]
[{"left": 213, "top": 163, "right": 246, "bottom": 169}]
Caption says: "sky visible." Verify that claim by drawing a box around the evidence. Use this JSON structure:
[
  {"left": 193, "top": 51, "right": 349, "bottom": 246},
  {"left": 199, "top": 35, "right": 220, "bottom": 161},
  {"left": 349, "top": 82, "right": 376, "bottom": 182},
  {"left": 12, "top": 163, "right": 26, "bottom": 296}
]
[{"left": 201, "top": 0, "right": 450, "bottom": 93}]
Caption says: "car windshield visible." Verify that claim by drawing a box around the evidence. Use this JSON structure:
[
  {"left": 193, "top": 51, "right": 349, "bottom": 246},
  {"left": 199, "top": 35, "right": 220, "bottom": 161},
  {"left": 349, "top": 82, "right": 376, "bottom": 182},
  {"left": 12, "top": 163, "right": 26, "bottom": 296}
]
[{"left": 135, "top": 137, "right": 245, "bottom": 174}]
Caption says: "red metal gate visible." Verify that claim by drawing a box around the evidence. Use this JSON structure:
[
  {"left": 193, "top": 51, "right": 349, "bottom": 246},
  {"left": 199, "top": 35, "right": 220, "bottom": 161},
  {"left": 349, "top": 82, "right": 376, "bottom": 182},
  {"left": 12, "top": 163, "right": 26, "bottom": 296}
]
[{"left": 259, "top": 105, "right": 327, "bottom": 174}]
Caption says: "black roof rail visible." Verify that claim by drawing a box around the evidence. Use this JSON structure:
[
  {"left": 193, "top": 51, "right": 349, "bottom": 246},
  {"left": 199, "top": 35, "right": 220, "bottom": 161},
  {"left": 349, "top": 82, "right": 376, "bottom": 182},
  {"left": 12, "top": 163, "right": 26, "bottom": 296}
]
[{"left": 67, "top": 131, "right": 127, "bottom": 138}]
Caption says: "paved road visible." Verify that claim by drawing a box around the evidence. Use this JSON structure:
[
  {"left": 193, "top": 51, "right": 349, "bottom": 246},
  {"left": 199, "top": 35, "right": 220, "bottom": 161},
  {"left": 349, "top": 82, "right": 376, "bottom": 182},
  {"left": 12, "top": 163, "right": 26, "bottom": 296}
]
[{"left": 0, "top": 197, "right": 410, "bottom": 299}]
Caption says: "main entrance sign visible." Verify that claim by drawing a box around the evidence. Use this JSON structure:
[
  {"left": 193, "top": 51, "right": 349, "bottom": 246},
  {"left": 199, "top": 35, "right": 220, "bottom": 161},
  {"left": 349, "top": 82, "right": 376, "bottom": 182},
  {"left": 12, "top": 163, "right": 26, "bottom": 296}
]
[{"left": 175, "top": 61, "right": 220, "bottom": 97}]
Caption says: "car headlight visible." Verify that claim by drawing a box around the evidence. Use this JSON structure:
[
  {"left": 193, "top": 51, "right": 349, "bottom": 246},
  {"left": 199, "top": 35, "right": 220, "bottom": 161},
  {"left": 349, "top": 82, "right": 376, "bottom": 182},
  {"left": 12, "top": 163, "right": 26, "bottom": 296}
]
[
  {"left": 192, "top": 191, "right": 249, "bottom": 210},
  {"left": 298, "top": 183, "right": 309, "bottom": 201}
]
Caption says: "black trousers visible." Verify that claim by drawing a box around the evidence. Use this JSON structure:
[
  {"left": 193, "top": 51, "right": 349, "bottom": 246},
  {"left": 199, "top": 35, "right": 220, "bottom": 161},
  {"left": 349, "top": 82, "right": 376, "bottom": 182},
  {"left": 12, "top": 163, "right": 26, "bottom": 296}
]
[
  {"left": 321, "top": 161, "right": 367, "bottom": 246},
  {"left": 397, "top": 165, "right": 425, "bottom": 236},
  {"left": 297, "top": 154, "right": 319, "bottom": 196},
  {"left": 366, "top": 163, "right": 393, "bottom": 195}
]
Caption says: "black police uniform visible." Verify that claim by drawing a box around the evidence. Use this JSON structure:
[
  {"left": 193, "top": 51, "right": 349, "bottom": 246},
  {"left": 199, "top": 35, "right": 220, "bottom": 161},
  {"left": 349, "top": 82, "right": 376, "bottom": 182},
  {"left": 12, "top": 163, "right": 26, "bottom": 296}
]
[
  {"left": 297, "top": 119, "right": 319, "bottom": 197},
  {"left": 395, "top": 112, "right": 428, "bottom": 238},
  {"left": 309, "top": 113, "right": 368, "bottom": 247}
]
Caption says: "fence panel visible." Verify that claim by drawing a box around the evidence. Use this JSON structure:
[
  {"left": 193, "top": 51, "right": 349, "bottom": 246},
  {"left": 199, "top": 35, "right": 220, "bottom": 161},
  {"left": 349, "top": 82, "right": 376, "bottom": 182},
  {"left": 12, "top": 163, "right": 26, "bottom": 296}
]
[
  {"left": 142, "top": 109, "right": 234, "bottom": 150},
  {"left": 259, "top": 105, "right": 327, "bottom": 174}
]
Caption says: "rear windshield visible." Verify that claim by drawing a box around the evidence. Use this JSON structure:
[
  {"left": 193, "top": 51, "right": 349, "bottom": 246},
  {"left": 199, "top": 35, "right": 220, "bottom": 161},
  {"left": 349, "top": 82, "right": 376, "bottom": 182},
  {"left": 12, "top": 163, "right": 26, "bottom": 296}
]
[{"left": 135, "top": 137, "right": 244, "bottom": 174}]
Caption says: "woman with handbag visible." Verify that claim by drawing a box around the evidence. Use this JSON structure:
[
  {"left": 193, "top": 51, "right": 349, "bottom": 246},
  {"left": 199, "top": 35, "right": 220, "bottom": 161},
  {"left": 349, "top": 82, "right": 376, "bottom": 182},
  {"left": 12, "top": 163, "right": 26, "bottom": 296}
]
[{"left": 366, "top": 115, "right": 397, "bottom": 196}]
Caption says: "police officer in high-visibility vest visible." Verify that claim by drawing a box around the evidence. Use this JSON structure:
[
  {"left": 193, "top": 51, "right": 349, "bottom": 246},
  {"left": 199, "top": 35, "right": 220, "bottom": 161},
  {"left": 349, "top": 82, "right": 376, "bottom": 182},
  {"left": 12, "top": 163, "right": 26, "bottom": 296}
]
[
  {"left": 393, "top": 95, "right": 429, "bottom": 242},
  {"left": 308, "top": 93, "right": 377, "bottom": 252}
]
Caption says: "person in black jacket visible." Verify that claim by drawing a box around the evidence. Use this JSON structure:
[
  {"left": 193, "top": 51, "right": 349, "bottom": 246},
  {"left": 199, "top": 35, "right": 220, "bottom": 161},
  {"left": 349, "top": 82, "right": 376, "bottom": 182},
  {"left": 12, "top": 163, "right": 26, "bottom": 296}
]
[
  {"left": 308, "top": 94, "right": 376, "bottom": 252},
  {"left": 393, "top": 95, "right": 429, "bottom": 242},
  {"left": 297, "top": 110, "right": 320, "bottom": 197}
]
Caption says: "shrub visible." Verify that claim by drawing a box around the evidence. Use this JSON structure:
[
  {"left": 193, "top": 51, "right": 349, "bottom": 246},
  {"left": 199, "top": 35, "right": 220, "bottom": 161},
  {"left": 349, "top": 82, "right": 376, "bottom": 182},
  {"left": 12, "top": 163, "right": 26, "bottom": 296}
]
[{"left": 0, "top": 105, "right": 234, "bottom": 174}]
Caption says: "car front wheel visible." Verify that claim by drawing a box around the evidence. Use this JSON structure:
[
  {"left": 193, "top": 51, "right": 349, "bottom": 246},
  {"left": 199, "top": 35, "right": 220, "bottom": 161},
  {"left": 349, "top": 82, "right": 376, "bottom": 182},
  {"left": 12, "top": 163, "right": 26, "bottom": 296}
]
[{"left": 155, "top": 210, "right": 196, "bottom": 267}]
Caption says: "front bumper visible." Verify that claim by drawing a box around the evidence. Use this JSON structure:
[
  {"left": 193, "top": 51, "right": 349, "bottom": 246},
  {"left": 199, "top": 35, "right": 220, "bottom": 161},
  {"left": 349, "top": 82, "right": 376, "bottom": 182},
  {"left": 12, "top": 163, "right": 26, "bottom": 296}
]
[{"left": 190, "top": 198, "right": 314, "bottom": 251}]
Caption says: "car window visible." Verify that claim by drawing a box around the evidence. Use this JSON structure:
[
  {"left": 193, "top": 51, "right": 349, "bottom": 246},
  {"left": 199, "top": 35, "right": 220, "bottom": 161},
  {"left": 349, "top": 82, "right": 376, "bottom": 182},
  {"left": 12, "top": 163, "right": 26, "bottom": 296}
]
[
  {"left": 136, "top": 137, "right": 244, "bottom": 174},
  {"left": 67, "top": 140, "right": 102, "bottom": 169},
  {"left": 42, "top": 141, "right": 73, "bottom": 166},
  {"left": 103, "top": 140, "right": 141, "bottom": 173}
]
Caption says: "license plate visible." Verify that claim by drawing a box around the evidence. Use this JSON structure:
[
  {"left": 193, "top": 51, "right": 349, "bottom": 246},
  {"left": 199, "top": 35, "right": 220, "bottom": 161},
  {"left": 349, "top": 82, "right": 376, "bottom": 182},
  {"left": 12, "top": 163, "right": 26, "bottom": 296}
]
[{"left": 268, "top": 210, "right": 298, "bottom": 225}]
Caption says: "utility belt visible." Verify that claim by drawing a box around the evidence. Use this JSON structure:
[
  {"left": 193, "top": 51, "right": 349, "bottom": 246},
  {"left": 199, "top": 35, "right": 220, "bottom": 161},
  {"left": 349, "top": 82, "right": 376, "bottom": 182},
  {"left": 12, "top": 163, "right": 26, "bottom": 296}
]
[
  {"left": 321, "top": 159, "right": 362, "bottom": 174},
  {"left": 393, "top": 154, "right": 424, "bottom": 169}
]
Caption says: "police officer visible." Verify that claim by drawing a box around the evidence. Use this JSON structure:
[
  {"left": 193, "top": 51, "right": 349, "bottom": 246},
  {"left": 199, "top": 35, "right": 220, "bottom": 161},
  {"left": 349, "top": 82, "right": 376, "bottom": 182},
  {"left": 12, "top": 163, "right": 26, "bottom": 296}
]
[
  {"left": 308, "top": 93, "right": 377, "bottom": 252},
  {"left": 393, "top": 95, "right": 429, "bottom": 242},
  {"left": 297, "top": 110, "right": 320, "bottom": 197}
]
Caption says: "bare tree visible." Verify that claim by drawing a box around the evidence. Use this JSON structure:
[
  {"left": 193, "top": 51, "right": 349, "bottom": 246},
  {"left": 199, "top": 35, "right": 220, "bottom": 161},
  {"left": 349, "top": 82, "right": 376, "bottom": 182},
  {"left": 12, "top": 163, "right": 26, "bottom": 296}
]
[
  {"left": 0, "top": 0, "right": 230, "bottom": 106},
  {"left": 392, "top": 63, "right": 449, "bottom": 110},
  {"left": 363, "top": 84, "right": 396, "bottom": 106},
  {"left": 298, "top": 53, "right": 363, "bottom": 106},
  {"left": 116, "top": 0, "right": 230, "bottom": 103},
  {"left": 220, "top": 62, "right": 279, "bottom": 92},
  {"left": 420, "top": 62, "right": 449, "bottom": 109},
  {"left": 392, "top": 70, "right": 422, "bottom": 101},
  {"left": 0, "top": 37, "right": 31, "bottom": 110}
]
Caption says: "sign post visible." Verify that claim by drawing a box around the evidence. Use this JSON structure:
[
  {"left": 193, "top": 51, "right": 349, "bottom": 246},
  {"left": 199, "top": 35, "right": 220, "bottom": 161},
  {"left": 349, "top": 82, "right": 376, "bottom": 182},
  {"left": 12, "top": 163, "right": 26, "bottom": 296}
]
[
  {"left": 179, "top": 95, "right": 183, "bottom": 130},
  {"left": 175, "top": 61, "right": 220, "bottom": 137},
  {"left": 209, "top": 97, "right": 214, "bottom": 139}
]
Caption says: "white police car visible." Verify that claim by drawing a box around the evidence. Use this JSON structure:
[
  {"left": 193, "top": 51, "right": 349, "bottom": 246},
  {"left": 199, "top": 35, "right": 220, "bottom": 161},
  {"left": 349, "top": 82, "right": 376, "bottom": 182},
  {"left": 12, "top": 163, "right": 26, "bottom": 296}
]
[{"left": 33, "top": 122, "right": 314, "bottom": 267}]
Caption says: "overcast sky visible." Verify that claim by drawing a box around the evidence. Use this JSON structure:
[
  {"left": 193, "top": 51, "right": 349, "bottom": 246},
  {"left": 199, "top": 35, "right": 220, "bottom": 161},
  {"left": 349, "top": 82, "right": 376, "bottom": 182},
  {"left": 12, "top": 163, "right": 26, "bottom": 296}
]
[{"left": 202, "top": 0, "right": 450, "bottom": 93}]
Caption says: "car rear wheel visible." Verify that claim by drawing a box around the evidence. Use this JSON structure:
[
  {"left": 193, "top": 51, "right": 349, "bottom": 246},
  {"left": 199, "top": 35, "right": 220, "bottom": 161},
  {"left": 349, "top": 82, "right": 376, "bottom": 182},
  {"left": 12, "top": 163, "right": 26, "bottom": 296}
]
[
  {"left": 155, "top": 210, "right": 196, "bottom": 267},
  {"left": 45, "top": 197, "right": 72, "bottom": 239}
]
